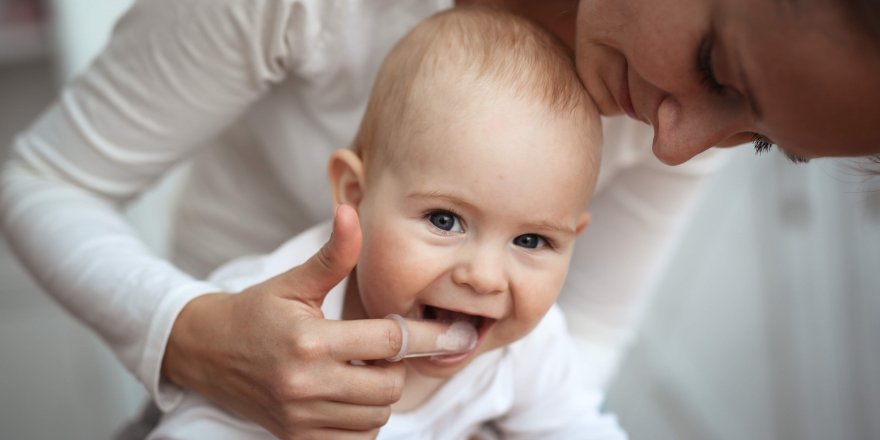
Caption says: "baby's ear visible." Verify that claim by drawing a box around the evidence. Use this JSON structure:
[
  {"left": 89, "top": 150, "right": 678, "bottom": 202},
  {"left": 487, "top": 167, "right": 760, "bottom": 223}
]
[
  {"left": 327, "top": 149, "right": 366, "bottom": 208},
  {"left": 575, "top": 212, "right": 591, "bottom": 236}
]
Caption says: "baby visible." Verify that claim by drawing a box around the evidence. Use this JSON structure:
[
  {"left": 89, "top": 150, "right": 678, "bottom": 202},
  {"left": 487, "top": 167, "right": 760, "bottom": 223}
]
[{"left": 149, "top": 6, "right": 624, "bottom": 439}]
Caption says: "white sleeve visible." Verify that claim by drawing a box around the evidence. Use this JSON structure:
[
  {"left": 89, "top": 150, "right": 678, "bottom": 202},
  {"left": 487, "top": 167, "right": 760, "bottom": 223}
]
[
  {"left": 496, "top": 307, "right": 628, "bottom": 440},
  {"left": 558, "top": 117, "right": 727, "bottom": 388},
  {"left": 0, "top": 0, "right": 327, "bottom": 410}
]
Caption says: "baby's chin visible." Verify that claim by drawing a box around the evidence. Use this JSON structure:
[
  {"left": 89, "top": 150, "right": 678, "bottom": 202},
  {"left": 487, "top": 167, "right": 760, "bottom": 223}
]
[
  {"left": 403, "top": 349, "right": 483, "bottom": 379},
  {"left": 402, "top": 333, "right": 514, "bottom": 379}
]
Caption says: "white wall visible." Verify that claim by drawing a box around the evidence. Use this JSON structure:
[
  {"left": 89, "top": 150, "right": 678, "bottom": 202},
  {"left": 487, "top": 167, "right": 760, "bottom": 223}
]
[{"left": 607, "top": 149, "right": 880, "bottom": 440}]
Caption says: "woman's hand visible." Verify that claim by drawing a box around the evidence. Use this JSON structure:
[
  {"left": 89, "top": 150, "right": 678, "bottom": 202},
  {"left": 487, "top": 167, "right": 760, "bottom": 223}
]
[{"left": 162, "top": 206, "right": 417, "bottom": 439}]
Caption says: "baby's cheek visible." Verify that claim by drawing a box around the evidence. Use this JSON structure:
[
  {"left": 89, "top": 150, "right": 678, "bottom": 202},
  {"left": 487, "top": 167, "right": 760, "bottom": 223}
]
[
  {"left": 356, "top": 244, "right": 416, "bottom": 315},
  {"left": 493, "top": 293, "right": 557, "bottom": 344},
  {"left": 519, "top": 297, "right": 556, "bottom": 328},
  {"left": 519, "top": 274, "right": 563, "bottom": 311},
  {"left": 362, "top": 225, "right": 413, "bottom": 272}
]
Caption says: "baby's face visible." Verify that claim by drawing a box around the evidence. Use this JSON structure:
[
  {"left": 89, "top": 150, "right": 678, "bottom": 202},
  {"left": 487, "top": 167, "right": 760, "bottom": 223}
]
[{"left": 354, "top": 88, "right": 598, "bottom": 378}]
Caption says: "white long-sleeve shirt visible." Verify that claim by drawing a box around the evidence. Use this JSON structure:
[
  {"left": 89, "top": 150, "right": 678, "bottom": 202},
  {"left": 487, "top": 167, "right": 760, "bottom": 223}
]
[{"left": 0, "top": 0, "right": 722, "bottom": 411}]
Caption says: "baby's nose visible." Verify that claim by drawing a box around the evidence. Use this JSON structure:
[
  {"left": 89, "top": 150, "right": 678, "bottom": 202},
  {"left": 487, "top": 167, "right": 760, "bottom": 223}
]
[{"left": 451, "top": 246, "right": 508, "bottom": 295}]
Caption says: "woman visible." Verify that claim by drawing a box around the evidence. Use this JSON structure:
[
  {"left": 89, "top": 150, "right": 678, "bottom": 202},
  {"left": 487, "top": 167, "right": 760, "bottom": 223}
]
[{"left": 1, "top": 0, "right": 878, "bottom": 438}]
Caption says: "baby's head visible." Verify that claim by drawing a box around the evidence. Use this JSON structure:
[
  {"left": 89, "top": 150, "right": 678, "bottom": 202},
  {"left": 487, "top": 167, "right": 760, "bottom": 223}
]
[
  {"left": 350, "top": 5, "right": 599, "bottom": 182},
  {"left": 329, "top": 6, "right": 601, "bottom": 378}
]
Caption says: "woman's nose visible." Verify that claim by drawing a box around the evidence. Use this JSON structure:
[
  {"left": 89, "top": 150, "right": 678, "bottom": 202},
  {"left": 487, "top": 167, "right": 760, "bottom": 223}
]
[
  {"left": 451, "top": 246, "right": 508, "bottom": 295},
  {"left": 651, "top": 94, "right": 752, "bottom": 165}
]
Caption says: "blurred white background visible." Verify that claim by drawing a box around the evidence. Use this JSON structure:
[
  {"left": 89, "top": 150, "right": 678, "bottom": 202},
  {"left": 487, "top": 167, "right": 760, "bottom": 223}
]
[{"left": 1, "top": 1, "right": 878, "bottom": 439}]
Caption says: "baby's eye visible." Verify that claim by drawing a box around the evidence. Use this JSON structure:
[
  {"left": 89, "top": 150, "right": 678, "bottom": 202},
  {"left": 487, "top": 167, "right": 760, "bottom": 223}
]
[
  {"left": 513, "top": 234, "right": 546, "bottom": 249},
  {"left": 428, "top": 211, "right": 463, "bottom": 232}
]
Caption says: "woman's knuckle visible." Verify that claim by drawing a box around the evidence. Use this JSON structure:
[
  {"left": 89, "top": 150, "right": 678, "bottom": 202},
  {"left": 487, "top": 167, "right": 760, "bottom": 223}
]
[
  {"left": 283, "top": 407, "right": 313, "bottom": 427},
  {"left": 384, "top": 324, "right": 403, "bottom": 354},
  {"left": 277, "top": 374, "right": 316, "bottom": 400},
  {"left": 291, "top": 332, "right": 326, "bottom": 359}
]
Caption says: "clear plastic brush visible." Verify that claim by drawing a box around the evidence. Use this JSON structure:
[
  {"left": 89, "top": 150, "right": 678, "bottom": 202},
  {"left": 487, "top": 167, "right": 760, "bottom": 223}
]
[{"left": 384, "top": 314, "right": 478, "bottom": 362}]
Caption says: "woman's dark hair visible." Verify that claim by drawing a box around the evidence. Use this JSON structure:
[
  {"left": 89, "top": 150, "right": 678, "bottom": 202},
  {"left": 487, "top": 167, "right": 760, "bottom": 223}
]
[
  {"left": 844, "top": 0, "right": 880, "bottom": 47},
  {"left": 843, "top": 1, "right": 880, "bottom": 174}
]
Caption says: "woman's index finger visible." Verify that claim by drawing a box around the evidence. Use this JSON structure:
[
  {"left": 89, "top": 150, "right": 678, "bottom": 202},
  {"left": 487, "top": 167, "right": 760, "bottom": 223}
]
[{"left": 321, "top": 318, "right": 472, "bottom": 361}]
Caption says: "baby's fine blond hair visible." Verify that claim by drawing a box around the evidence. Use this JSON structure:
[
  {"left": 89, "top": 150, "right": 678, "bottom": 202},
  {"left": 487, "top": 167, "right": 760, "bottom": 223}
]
[{"left": 352, "top": 5, "right": 596, "bottom": 168}]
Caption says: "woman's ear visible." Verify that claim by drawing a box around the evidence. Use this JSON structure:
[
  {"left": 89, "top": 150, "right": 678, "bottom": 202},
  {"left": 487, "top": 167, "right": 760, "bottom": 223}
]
[
  {"left": 575, "top": 212, "right": 591, "bottom": 236},
  {"left": 328, "top": 149, "right": 366, "bottom": 208}
]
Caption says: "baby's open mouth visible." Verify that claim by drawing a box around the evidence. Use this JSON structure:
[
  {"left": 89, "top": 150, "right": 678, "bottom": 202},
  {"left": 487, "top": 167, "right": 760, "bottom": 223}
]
[{"left": 421, "top": 304, "right": 493, "bottom": 335}]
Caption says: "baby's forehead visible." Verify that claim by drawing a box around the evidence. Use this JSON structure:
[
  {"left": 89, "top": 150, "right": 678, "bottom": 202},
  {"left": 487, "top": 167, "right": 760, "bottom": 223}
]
[
  {"left": 384, "top": 86, "right": 600, "bottom": 191},
  {"left": 401, "top": 80, "right": 600, "bottom": 156},
  {"left": 385, "top": 142, "right": 596, "bottom": 221}
]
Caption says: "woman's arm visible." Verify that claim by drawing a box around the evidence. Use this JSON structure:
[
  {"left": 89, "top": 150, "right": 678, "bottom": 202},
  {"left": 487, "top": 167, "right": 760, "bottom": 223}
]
[
  {"left": 1, "top": 1, "right": 406, "bottom": 436},
  {"left": 1, "top": 0, "right": 313, "bottom": 406}
]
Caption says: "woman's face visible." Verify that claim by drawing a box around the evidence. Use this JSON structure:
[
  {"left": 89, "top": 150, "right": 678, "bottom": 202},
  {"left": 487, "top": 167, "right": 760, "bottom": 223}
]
[{"left": 574, "top": 0, "right": 880, "bottom": 164}]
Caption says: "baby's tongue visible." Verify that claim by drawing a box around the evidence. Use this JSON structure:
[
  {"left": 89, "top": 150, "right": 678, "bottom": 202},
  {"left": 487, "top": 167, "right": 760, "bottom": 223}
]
[
  {"left": 389, "top": 315, "right": 478, "bottom": 359},
  {"left": 425, "top": 308, "right": 479, "bottom": 355}
]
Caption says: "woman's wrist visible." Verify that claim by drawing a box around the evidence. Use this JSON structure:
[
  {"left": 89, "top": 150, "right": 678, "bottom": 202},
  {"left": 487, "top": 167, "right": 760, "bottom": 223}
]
[{"left": 161, "top": 292, "right": 232, "bottom": 391}]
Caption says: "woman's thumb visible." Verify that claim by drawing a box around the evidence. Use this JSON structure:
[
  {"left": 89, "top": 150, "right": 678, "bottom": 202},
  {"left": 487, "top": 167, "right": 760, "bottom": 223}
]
[{"left": 282, "top": 204, "right": 362, "bottom": 307}]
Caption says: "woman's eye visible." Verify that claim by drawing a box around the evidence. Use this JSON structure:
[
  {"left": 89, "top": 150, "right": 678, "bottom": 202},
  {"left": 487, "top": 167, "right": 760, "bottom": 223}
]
[
  {"left": 428, "top": 211, "right": 463, "bottom": 232},
  {"left": 513, "top": 234, "right": 546, "bottom": 249},
  {"left": 697, "top": 36, "right": 725, "bottom": 95}
]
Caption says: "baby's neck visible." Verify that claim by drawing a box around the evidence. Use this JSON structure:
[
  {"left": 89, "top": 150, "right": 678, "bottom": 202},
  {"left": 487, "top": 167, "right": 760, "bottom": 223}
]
[{"left": 342, "top": 273, "right": 448, "bottom": 413}]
